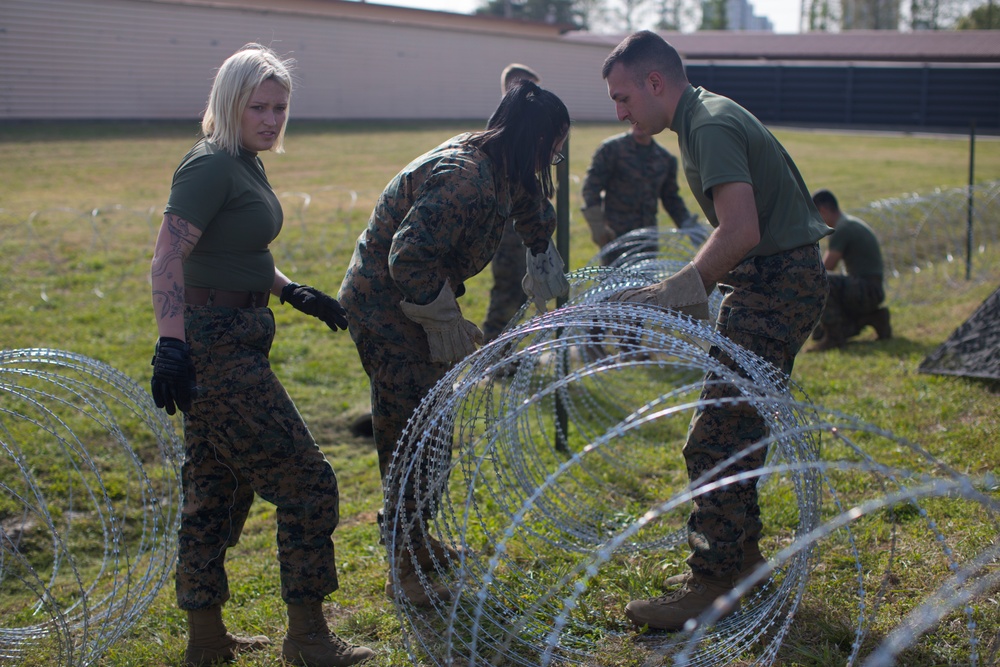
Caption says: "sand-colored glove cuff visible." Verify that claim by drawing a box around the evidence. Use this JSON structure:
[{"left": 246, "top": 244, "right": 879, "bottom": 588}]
[
  {"left": 582, "top": 205, "right": 615, "bottom": 247},
  {"left": 400, "top": 280, "right": 483, "bottom": 363},
  {"left": 611, "top": 262, "right": 711, "bottom": 321},
  {"left": 522, "top": 240, "right": 570, "bottom": 313}
]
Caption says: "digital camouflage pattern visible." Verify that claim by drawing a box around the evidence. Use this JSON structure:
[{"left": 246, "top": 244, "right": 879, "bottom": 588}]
[
  {"left": 176, "top": 305, "right": 341, "bottom": 609},
  {"left": 339, "top": 133, "right": 553, "bottom": 356},
  {"left": 352, "top": 331, "right": 449, "bottom": 501},
  {"left": 581, "top": 131, "right": 691, "bottom": 237},
  {"left": 683, "top": 244, "right": 827, "bottom": 580},
  {"left": 820, "top": 213, "right": 886, "bottom": 341},
  {"left": 482, "top": 219, "right": 528, "bottom": 343},
  {"left": 919, "top": 286, "right": 1000, "bottom": 381},
  {"left": 482, "top": 205, "right": 557, "bottom": 342},
  {"left": 819, "top": 274, "right": 884, "bottom": 340},
  {"left": 338, "top": 134, "right": 555, "bottom": 527}
]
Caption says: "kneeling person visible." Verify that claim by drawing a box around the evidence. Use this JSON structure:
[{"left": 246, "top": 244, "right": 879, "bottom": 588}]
[{"left": 811, "top": 189, "right": 891, "bottom": 350}]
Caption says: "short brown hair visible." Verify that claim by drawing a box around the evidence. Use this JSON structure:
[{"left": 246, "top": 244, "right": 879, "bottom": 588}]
[
  {"left": 812, "top": 189, "right": 840, "bottom": 211},
  {"left": 601, "top": 31, "right": 686, "bottom": 86}
]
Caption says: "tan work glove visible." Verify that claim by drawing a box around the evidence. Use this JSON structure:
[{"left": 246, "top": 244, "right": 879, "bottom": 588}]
[
  {"left": 582, "top": 205, "right": 616, "bottom": 248},
  {"left": 610, "top": 262, "right": 712, "bottom": 321},
  {"left": 400, "top": 280, "right": 484, "bottom": 363},
  {"left": 522, "top": 240, "right": 570, "bottom": 313}
]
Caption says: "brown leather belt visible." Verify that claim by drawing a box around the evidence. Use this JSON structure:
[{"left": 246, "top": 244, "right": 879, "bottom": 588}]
[{"left": 185, "top": 287, "right": 270, "bottom": 308}]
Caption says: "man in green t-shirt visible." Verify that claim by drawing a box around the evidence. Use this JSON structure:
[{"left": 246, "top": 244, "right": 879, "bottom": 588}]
[
  {"left": 603, "top": 30, "right": 831, "bottom": 632},
  {"left": 811, "top": 189, "right": 892, "bottom": 350}
]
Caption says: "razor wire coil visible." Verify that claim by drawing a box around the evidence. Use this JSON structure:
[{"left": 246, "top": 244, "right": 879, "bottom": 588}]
[
  {"left": 0, "top": 349, "right": 183, "bottom": 667},
  {"left": 384, "top": 269, "right": 999, "bottom": 667}
]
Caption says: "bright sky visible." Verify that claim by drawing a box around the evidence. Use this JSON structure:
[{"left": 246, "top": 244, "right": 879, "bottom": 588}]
[{"left": 370, "top": 0, "right": 803, "bottom": 34}]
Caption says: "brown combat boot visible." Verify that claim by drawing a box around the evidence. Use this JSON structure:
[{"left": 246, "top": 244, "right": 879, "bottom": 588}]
[
  {"left": 414, "top": 534, "right": 464, "bottom": 569},
  {"left": 384, "top": 532, "right": 465, "bottom": 607},
  {"left": 859, "top": 307, "right": 892, "bottom": 340},
  {"left": 184, "top": 606, "right": 271, "bottom": 666},
  {"left": 282, "top": 601, "right": 374, "bottom": 666},
  {"left": 625, "top": 573, "right": 738, "bottom": 632},
  {"left": 661, "top": 541, "right": 768, "bottom": 590},
  {"left": 384, "top": 556, "right": 453, "bottom": 607}
]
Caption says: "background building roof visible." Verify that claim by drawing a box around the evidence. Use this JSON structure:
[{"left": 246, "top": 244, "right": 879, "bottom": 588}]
[{"left": 564, "top": 30, "right": 1000, "bottom": 64}]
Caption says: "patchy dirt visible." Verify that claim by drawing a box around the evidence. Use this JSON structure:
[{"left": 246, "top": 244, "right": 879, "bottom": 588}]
[
  {"left": 307, "top": 410, "right": 376, "bottom": 448},
  {"left": 1, "top": 515, "right": 37, "bottom": 550}
]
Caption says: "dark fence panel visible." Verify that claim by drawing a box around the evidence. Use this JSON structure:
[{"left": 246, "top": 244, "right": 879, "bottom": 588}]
[{"left": 687, "top": 63, "right": 1000, "bottom": 131}]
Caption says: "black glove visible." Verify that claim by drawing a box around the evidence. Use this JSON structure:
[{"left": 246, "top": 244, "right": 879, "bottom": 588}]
[
  {"left": 150, "top": 337, "right": 197, "bottom": 416},
  {"left": 280, "top": 282, "right": 349, "bottom": 331}
]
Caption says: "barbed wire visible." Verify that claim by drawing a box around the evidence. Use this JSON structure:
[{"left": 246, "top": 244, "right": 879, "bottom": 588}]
[
  {"left": 1, "top": 182, "right": 996, "bottom": 665},
  {"left": 1, "top": 182, "right": 995, "bottom": 306},
  {"left": 857, "top": 181, "right": 1000, "bottom": 300},
  {"left": 0, "top": 349, "right": 183, "bottom": 667},
  {"left": 383, "top": 295, "right": 999, "bottom": 666}
]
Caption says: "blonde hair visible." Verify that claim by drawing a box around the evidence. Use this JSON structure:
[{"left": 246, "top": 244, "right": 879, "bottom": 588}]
[{"left": 202, "top": 43, "right": 294, "bottom": 156}]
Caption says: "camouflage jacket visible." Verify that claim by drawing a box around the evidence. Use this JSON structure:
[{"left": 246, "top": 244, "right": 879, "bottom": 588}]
[
  {"left": 339, "top": 133, "right": 554, "bottom": 347},
  {"left": 581, "top": 132, "right": 690, "bottom": 235}
]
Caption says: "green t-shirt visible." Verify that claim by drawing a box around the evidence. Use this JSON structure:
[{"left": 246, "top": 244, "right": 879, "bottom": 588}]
[
  {"left": 164, "top": 139, "right": 282, "bottom": 292},
  {"left": 672, "top": 86, "right": 831, "bottom": 259},
  {"left": 828, "top": 213, "right": 884, "bottom": 279}
]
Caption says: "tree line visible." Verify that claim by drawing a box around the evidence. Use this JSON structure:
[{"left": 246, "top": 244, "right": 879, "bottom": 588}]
[{"left": 474, "top": 0, "right": 998, "bottom": 32}]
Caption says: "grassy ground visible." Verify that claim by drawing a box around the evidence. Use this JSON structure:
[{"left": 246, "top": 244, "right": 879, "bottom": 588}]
[{"left": 1, "top": 121, "right": 998, "bottom": 666}]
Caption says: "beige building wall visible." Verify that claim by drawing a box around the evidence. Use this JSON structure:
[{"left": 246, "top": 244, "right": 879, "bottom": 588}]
[{"left": 1, "top": 0, "right": 619, "bottom": 122}]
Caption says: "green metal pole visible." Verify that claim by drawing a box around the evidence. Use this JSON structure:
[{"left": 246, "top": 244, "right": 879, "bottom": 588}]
[
  {"left": 966, "top": 121, "right": 975, "bottom": 281},
  {"left": 555, "top": 140, "right": 570, "bottom": 452}
]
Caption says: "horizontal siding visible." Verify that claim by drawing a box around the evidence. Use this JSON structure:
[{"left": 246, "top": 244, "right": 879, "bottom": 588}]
[
  {"left": 1, "top": 0, "right": 997, "bottom": 128},
  {"left": 0, "top": 0, "right": 614, "bottom": 121}
]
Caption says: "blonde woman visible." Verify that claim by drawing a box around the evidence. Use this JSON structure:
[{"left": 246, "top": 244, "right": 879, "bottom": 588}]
[{"left": 149, "top": 43, "right": 373, "bottom": 667}]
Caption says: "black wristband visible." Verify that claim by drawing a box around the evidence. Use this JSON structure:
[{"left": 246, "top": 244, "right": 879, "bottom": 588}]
[{"left": 280, "top": 282, "right": 301, "bottom": 304}]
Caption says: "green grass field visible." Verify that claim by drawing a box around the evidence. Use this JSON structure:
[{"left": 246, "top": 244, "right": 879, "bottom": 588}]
[{"left": 1, "top": 121, "right": 998, "bottom": 666}]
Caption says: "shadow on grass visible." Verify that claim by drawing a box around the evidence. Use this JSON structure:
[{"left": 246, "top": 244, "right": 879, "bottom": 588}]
[
  {"left": 832, "top": 336, "right": 1000, "bottom": 393},
  {"left": 776, "top": 600, "right": 987, "bottom": 667},
  {"left": 0, "top": 119, "right": 484, "bottom": 143},
  {"left": 0, "top": 120, "right": 201, "bottom": 143},
  {"left": 809, "top": 335, "right": 936, "bottom": 360}
]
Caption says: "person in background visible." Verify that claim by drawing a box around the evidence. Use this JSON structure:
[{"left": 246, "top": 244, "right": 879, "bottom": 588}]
[
  {"left": 338, "top": 80, "right": 570, "bottom": 607},
  {"left": 581, "top": 123, "right": 704, "bottom": 264},
  {"left": 481, "top": 62, "right": 547, "bottom": 342},
  {"left": 603, "top": 31, "right": 830, "bottom": 632},
  {"left": 810, "top": 188, "right": 891, "bottom": 350},
  {"left": 149, "top": 43, "right": 373, "bottom": 667}
]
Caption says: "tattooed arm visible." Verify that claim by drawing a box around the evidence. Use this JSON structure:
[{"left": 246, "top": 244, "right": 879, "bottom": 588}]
[{"left": 150, "top": 213, "right": 202, "bottom": 341}]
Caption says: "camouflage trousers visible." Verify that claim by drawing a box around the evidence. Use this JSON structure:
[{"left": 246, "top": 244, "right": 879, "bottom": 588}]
[
  {"left": 684, "top": 244, "right": 828, "bottom": 580},
  {"left": 819, "top": 274, "right": 884, "bottom": 341},
  {"left": 352, "top": 328, "right": 452, "bottom": 532},
  {"left": 176, "top": 305, "right": 340, "bottom": 610},
  {"left": 481, "top": 218, "right": 528, "bottom": 343}
]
